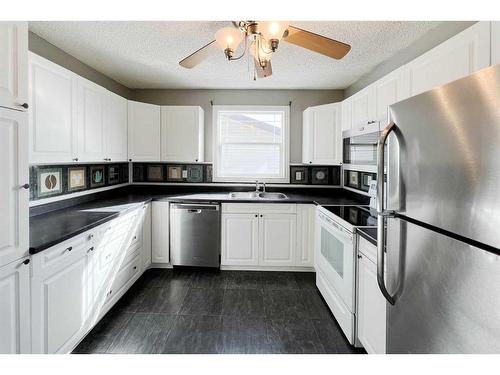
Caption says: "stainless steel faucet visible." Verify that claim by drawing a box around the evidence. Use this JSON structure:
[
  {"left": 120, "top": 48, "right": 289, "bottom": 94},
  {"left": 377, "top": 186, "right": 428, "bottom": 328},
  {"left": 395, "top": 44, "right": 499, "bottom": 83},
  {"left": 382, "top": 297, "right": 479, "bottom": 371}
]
[{"left": 255, "top": 180, "right": 266, "bottom": 192}]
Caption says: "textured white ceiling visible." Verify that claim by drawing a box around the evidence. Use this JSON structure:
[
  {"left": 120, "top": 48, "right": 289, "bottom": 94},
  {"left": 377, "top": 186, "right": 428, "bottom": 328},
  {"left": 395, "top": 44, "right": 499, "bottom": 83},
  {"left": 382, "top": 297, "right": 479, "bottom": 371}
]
[{"left": 29, "top": 21, "right": 441, "bottom": 89}]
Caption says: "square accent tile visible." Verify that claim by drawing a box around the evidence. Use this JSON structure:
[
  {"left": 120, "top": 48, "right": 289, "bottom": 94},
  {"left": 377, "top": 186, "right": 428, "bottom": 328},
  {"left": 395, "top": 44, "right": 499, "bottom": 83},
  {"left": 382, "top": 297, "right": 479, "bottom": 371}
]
[
  {"left": 37, "top": 167, "right": 63, "bottom": 197},
  {"left": 290, "top": 166, "right": 308, "bottom": 184},
  {"left": 90, "top": 166, "right": 105, "bottom": 188},
  {"left": 146, "top": 165, "right": 164, "bottom": 182},
  {"left": 107, "top": 165, "right": 121, "bottom": 185},
  {"left": 67, "top": 167, "right": 86, "bottom": 192}
]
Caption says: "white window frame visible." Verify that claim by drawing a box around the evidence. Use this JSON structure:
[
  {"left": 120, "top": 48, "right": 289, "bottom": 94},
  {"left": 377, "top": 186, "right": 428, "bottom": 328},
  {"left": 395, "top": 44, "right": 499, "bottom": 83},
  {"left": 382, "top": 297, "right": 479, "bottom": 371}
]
[{"left": 212, "top": 105, "right": 290, "bottom": 183}]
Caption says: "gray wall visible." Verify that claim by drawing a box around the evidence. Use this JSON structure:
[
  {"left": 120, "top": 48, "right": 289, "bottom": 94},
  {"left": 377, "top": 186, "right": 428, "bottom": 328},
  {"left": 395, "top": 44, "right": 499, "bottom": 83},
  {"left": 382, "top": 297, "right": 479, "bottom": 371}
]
[
  {"left": 345, "top": 21, "right": 477, "bottom": 97},
  {"left": 28, "top": 31, "right": 132, "bottom": 98},
  {"left": 130, "top": 89, "right": 343, "bottom": 163}
]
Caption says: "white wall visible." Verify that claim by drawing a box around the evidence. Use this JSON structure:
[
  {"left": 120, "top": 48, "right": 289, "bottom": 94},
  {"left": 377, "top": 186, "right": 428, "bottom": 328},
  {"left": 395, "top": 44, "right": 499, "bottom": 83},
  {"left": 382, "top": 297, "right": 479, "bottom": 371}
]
[{"left": 131, "top": 89, "right": 343, "bottom": 163}]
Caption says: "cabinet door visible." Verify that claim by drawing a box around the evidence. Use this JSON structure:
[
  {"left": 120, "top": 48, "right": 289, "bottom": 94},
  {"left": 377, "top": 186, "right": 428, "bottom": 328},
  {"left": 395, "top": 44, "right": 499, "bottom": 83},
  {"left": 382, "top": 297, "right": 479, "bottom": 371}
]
[
  {"left": 408, "top": 21, "right": 490, "bottom": 97},
  {"left": 104, "top": 91, "right": 128, "bottom": 162},
  {"left": 372, "top": 67, "right": 410, "bottom": 124},
  {"left": 128, "top": 100, "right": 160, "bottom": 161},
  {"left": 303, "top": 104, "right": 341, "bottom": 165},
  {"left": 152, "top": 201, "right": 169, "bottom": 263},
  {"left": 77, "top": 77, "right": 106, "bottom": 162},
  {"left": 221, "top": 213, "right": 259, "bottom": 266},
  {"left": 31, "top": 249, "right": 92, "bottom": 354},
  {"left": 357, "top": 254, "right": 386, "bottom": 354},
  {"left": 259, "top": 213, "right": 296, "bottom": 266},
  {"left": 492, "top": 21, "right": 500, "bottom": 66},
  {"left": 341, "top": 98, "right": 352, "bottom": 132},
  {"left": 161, "top": 106, "right": 204, "bottom": 162},
  {"left": 0, "top": 22, "right": 27, "bottom": 111},
  {"left": 28, "top": 53, "right": 78, "bottom": 163},
  {"left": 141, "top": 203, "right": 152, "bottom": 269},
  {"left": 0, "top": 109, "right": 28, "bottom": 267},
  {"left": 0, "top": 257, "right": 30, "bottom": 353},
  {"left": 351, "top": 87, "right": 374, "bottom": 128},
  {"left": 296, "top": 205, "right": 315, "bottom": 267}
]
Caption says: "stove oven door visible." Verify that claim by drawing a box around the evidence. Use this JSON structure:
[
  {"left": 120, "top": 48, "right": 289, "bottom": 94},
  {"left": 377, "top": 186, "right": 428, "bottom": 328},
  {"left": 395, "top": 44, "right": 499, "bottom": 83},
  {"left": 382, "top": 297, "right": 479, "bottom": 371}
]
[{"left": 315, "top": 210, "right": 355, "bottom": 311}]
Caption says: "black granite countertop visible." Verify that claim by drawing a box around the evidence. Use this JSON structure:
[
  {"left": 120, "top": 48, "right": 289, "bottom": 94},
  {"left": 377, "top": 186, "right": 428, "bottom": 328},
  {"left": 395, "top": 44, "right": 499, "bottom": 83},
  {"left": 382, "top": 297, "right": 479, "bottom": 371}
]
[
  {"left": 357, "top": 227, "right": 378, "bottom": 246},
  {"left": 29, "top": 185, "right": 369, "bottom": 254}
]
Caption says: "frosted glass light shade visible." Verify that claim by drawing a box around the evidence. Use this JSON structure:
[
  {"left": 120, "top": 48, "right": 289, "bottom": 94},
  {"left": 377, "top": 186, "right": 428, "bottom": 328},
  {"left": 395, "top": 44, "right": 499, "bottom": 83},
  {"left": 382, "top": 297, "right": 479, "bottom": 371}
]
[
  {"left": 259, "top": 21, "right": 289, "bottom": 41},
  {"left": 215, "top": 27, "right": 244, "bottom": 51}
]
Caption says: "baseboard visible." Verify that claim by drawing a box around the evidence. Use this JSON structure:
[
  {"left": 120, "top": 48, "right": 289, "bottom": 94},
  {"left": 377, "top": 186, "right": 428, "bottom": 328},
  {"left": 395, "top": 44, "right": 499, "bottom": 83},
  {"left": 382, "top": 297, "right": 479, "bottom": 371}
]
[{"left": 220, "top": 265, "right": 315, "bottom": 272}]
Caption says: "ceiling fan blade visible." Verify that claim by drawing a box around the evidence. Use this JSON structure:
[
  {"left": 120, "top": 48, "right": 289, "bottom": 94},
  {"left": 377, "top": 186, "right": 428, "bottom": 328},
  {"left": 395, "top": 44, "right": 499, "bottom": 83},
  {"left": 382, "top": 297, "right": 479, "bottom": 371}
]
[
  {"left": 283, "top": 25, "right": 351, "bottom": 60},
  {"left": 254, "top": 59, "right": 272, "bottom": 78},
  {"left": 179, "top": 40, "right": 219, "bottom": 69}
]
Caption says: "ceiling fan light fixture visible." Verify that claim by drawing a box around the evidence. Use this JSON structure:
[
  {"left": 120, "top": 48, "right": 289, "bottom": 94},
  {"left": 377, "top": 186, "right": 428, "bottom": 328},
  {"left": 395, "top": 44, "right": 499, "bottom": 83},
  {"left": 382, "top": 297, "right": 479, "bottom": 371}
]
[
  {"left": 259, "top": 21, "right": 289, "bottom": 45},
  {"left": 215, "top": 27, "right": 244, "bottom": 59}
]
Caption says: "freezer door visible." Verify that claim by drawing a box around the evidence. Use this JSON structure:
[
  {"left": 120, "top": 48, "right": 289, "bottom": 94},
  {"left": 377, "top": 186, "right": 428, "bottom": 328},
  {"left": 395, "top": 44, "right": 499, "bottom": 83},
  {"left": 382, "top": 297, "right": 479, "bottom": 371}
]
[
  {"left": 387, "top": 64, "right": 500, "bottom": 248},
  {"left": 385, "top": 217, "right": 500, "bottom": 353}
]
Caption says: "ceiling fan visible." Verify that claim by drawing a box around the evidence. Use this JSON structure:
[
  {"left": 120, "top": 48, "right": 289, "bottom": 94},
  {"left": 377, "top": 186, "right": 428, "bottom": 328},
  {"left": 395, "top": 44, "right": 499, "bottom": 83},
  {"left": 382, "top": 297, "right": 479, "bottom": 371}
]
[{"left": 179, "top": 21, "right": 351, "bottom": 79}]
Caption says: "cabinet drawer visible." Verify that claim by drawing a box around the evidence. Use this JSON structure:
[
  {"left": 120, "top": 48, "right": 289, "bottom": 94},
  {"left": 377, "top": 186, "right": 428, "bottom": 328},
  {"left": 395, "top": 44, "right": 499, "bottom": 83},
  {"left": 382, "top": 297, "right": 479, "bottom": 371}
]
[
  {"left": 222, "top": 203, "right": 296, "bottom": 214},
  {"left": 358, "top": 236, "right": 377, "bottom": 264},
  {"left": 105, "top": 255, "right": 141, "bottom": 302}
]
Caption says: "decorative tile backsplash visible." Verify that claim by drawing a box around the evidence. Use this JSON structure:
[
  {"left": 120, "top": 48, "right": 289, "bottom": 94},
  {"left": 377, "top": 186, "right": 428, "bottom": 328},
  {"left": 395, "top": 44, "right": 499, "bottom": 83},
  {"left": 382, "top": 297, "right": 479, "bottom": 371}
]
[
  {"left": 132, "top": 163, "right": 340, "bottom": 186},
  {"left": 30, "top": 163, "right": 129, "bottom": 201}
]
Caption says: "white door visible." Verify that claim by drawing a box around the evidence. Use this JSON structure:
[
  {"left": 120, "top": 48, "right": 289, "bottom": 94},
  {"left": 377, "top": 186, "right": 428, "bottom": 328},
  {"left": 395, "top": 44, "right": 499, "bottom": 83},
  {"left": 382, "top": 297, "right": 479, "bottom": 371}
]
[
  {"left": 31, "top": 249, "right": 92, "bottom": 354},
  {"left": 128, "top": 100, "right": 160, "bottom": 161},
  {"left": 0, "top": 257, "right": 30, "bottom": 354},
  {"left": 151, "top": 201, "right": 169, "bottom": 263},
  {"left": 259, "top": 213, "right": 296, "bottom": 266},
  {"left": 0, "top": 22, "right": 28, "bottom": 111},
  {"left": 104, "top": 91, "right": 128, "bottom": 162},
  {"left": 372, "top": 67, "right": 410, "bottom": 124},
  {"left": 221, "top": 213, "right": 259, "bottom": 266},
  {"left": 77, "top": 77, "right": 106, "bottom": 162},
  {"left": 407, "top": 21, "right": 490, "bottom": 96},
  {"left": 303, "top": 104, "right": 341, "bottom": 165},
  {"left": 161, "top": 106, "right": 204, "bottom": 162},
  {"left": 0, "top": 108, "right": 28, "bottom": 267},
  {"left": 28, "top": 53, "right": 78, "bottom": 163},
  {"left": 351, "top": 87, "right": 374, "bottom": 128},
  {"left": 357, "top": 253, "right": 386, "bottom": 354},
  {"left": 492, "top": 21, "right": 500, "bottom": 65},
  {"left": 296, "top": 205, "right": 315, "bottom": 267},
  {"left": 141, "top": 203, "right": 152, "bottom": 269}
]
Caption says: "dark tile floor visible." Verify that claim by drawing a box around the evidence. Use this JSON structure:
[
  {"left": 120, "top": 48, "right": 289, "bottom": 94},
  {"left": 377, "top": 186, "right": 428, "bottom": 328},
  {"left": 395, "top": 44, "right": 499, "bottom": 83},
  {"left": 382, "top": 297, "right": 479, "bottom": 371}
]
[{"left": 73, "top": 269, "right": 366, "bottom": 354}]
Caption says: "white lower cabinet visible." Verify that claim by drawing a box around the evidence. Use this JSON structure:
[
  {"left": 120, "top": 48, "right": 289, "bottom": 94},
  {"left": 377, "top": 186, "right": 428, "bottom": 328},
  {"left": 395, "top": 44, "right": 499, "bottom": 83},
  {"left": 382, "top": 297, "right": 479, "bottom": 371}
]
[
  {"left": 0, "top": 257, "right": 31, "bottom": 354},
  {"left": 152, "top": 201, "right": 169, "bottom": 263},
  {"left": 221, "top": 203, "right": 313, "bottom": 269},
  {"left": 141, "top": 203, "right": 152, "bottom": 269},
  {"left": 221, "top": 213, "right": 259, "bottom": 266},
  {"left": 30, "top": 204, "right": 149, "bottom": 354},
  {"left": 356, "top": 237, "right": 386, "bottom": 354}
]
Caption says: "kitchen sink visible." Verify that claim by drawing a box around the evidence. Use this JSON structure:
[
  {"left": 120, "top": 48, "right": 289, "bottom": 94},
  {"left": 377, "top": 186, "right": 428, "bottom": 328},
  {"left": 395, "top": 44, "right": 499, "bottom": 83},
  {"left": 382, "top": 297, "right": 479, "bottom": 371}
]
[{"left": 228, "top": 191, "right": 288, "bottom": 200}]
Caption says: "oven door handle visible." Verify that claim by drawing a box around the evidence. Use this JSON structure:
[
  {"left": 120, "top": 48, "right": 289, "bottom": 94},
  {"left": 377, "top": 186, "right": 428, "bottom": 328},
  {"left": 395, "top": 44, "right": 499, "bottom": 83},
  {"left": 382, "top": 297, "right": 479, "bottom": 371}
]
[{"left": 377, "top": 121, "right": 397, "bottom": 306}]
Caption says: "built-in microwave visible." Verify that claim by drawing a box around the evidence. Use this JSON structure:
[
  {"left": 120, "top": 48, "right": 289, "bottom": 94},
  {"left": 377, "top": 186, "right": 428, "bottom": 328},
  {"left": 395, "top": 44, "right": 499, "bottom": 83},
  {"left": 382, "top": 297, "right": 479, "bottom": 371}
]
[{"left": 342, "top": 122, "right": 380, "bottom": 166}]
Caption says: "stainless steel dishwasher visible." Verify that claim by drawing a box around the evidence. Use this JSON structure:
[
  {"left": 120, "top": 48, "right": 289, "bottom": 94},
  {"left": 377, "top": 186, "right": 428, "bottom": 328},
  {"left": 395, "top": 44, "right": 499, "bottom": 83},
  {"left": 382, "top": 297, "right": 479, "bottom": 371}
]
[{"left": 169, "top": 202, "right": 221, "bottom": 268}]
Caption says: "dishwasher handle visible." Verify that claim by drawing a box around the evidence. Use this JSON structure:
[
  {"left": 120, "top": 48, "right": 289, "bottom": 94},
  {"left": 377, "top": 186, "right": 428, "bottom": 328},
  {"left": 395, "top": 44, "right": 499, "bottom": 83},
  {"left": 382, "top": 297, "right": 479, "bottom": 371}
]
[{"left": 170, "top": 203, "right": 220, "bottom": 211}]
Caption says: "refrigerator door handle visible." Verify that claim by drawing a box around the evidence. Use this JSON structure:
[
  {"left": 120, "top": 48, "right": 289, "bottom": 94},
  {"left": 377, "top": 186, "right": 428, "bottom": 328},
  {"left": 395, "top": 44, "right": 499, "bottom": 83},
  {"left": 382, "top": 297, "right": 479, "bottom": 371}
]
[{"left": 377, "top": 122, "right": 397, "bottom": 305}]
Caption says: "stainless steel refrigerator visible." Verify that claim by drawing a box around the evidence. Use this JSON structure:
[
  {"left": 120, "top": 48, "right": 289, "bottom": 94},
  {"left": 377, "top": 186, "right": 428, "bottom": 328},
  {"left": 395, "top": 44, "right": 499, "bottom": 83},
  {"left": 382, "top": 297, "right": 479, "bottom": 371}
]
[{"left": 376, "top": 64, "right": 500, "bottom": 353}]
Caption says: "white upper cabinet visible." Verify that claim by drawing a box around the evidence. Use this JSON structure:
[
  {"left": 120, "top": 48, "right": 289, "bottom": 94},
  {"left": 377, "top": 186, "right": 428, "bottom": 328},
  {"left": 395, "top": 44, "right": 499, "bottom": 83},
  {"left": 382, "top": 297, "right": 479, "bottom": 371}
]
[
  {"left": 0, "top": 108, "right": 28, "bottom": 267},
  {"left": 350, "top": 87, "right": 375, "bottom": 129},
  {"left": 128, "top": 100, "right": 161, "bottom": 161},
  {"left": 341, "top": 97, "right": 352, "bottom": 132},
  {"left": 29, "top": 53, "right": 78, "bottom": 163},
  {"left": 161, "top": 106, "right": 204, "bottom": 162},
  {"left": 407, "top": 21, "right": 490, "bottom": 96},
  {"left": 77, "top": 77, "right": 107, "bottom": 162},
  {"left": 302, "top": 103, "right": 342, "bottom": 165},
  {"left": 104, "top": 91, "right": 128, "bottom": 162},
  {"left": 492, "top": 21, "right": 500, "bottom": 65},
  {"left": 0, "top": 22, "right": 28, "bottom": 111},
  {"left": 372, "top": 67, "right": 410, "bottom": 125}
]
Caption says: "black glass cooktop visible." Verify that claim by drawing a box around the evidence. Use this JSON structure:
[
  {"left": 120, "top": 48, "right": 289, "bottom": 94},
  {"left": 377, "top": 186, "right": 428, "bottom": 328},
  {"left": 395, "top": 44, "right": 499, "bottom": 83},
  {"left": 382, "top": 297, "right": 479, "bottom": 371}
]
[{"left": 321, "top": 205, "right": 377, "bottom": 227}]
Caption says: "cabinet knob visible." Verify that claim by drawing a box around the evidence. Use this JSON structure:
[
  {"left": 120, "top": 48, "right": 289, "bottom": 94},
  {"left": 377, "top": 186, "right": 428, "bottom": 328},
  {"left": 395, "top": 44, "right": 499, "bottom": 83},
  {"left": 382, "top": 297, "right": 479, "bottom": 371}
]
[
  {"left": 23, "top": 258, "right": 30, "bottom": 265},
  {"left": 73, "top": 158, "right": 79, "bottom": 162},
  {"left": 255, "top": 214, "right": 258, "bottom": 217},
  {"left": 87, "top": 246, "right": 95, "bottom": 253},
  {"left": 309, "top": 161, "right": 312, "bottom": 164},
  {"left": 260, "top": 214, "right": 263, "bottom": 217},
  {"left": 66, "top": 246, "right": 73, "bottom": 252},
  {"left": 195, "top": 159, "right": 198, "bottom": 162},
  {"left": 133, "top": 266, "right": 137, "bottom": 270},
  {"left": 21, "top": 103, "right": 29, "bottom": 109},
  {"left": 20, "top": 183, "right": 30, "bottom": 189},
  {"left": 88, "top": 234, "right": 94, "bottom": 240},
  {"left": 357, "top": 254, "right": 362, "bottom": 259},
  {"left": 129, "top": 159, "right": 132, "bottom": 162},
  {"left": 133, "top": 236, "right": 137, "bottom": 240}
]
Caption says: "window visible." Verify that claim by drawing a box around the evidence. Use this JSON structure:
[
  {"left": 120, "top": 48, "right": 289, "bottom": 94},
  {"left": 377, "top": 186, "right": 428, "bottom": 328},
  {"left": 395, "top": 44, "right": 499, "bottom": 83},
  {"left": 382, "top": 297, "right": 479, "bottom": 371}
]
[{"left": 213, "top": 105, "right": 290, "bottom": 183}]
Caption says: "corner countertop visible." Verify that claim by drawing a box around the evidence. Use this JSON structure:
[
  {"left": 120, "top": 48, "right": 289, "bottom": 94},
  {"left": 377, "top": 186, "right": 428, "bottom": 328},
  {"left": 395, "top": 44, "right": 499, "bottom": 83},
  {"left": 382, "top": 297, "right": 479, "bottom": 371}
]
[
  {"left": 356, "top": 227, "right": 378, "bottom": 246},
  {"left": 29, "top": 186, "right": 368, "bottom": 254}
]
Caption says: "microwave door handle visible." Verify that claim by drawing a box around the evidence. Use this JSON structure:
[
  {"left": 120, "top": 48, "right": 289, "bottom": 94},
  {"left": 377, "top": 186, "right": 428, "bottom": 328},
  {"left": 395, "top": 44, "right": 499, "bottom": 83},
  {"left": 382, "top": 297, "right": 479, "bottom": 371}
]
[{"left": 377, "top": 121, "right": 397, "bottom": 305}]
